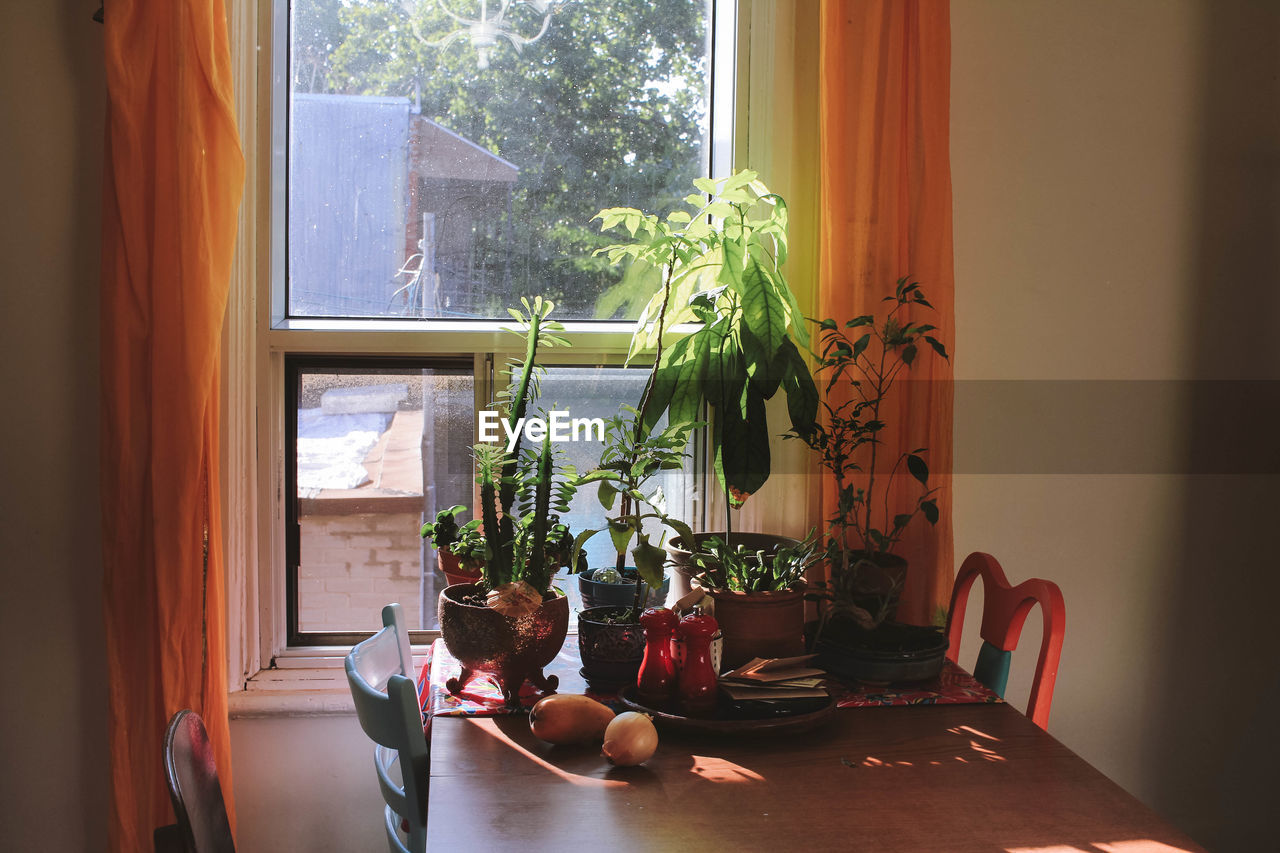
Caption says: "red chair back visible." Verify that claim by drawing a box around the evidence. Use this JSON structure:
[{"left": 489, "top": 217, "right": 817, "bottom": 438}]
[{"left": 946, "top": 552, "right": 1065, "bottom": 730}]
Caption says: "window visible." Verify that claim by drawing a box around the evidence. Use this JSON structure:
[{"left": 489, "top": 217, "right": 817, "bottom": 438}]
[{"left": 262, "top": 0, "right": 735, "bottom": 650}]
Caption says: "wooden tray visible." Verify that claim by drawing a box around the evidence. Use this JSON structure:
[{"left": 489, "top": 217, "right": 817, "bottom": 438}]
[{"left": 617, "top": 686, "right": 837, "bottom": 736}]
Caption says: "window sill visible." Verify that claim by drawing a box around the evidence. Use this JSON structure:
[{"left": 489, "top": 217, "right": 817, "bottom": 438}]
[{"left": 229, "top": 646, "right": 429, "bottom": 718}]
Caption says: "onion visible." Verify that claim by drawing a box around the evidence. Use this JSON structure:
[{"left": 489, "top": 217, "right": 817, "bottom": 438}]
[{"left": 601, "top": 712, "right": 659, "bottom": 766}]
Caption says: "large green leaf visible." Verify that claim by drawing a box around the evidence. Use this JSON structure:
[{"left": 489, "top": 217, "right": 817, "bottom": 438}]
[
  {"left": 699, "top": 322, "right": 737, "bottom": 415},
  {"left": 607, "top": 519, "right": 635, "bottom": 555},
  {"left": 778, "top": 337, "right": 818, "bottom": 435},
  {"left": 631, "top": 537, "right": 668, "bottom": 588},
  {"left": 741, "top": 326, "right": 782, "bottom": 399},
  {"left": 714, "top": 387, "right": 770, "bottom": 506},
  {"left": 667, "top": 331, "right": 709, "bottom": 427},
  {"left": 736, "top": 254, "right": 789, "bottom": 367}
]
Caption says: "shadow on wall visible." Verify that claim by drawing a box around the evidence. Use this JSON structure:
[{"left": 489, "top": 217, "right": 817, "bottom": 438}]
[
  {"left": 1142, "top": 2, "right": 1280, "bottom": 849},
  {"left": 63, "top": 0, "right": 111, "bottom": 846}
]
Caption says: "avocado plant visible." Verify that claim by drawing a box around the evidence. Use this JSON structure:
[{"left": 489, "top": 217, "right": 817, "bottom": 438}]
[{"left": 600, "top": 171, "right": 818, "bottom": 540}]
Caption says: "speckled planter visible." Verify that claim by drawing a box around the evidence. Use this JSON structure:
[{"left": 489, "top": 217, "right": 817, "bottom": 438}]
[
  {"left": 577, "top": 606, "right": 646, "bottom": 690},
  {"left": 438, "top": 584, "right": 569, "bottom": 708}
]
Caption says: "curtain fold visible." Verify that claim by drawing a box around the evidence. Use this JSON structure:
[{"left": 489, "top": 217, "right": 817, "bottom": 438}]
[
  {"left": 101, "top": 1, "right": 244, "bottom": 849},
  {"left": 818, "top": 0, "right": 955, "bottom": 625}
]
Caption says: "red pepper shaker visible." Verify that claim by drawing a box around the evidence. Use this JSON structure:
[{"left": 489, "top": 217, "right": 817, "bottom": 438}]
[
  {"left": 637, "top": 608, "right": 679, "bottom": 707},
  {"left": 677, "top": 612, "right": 720, "bottom": 716}
]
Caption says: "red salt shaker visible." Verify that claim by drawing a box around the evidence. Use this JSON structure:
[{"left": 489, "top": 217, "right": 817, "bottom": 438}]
[
  {"left": 677, "top": 612, "right": 719, "bottom": 716},
  {"left": 637, "top": 607, "right": 679, "bottom": 707}
]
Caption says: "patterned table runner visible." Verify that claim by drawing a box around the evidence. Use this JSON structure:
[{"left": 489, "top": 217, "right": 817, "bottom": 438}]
[{"left": 419, "top": 638, "right": 1000, "bottom": 724}]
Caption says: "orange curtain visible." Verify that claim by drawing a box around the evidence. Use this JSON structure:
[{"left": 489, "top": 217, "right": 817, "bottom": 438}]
[
  {"left": 100, "top": 1, "right": 243, "bottom": 849},
  {"left": 818, "top": 0, "right": 954, "bottom": 625}
]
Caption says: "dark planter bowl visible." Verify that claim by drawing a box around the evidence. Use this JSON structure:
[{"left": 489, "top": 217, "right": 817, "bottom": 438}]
[
  {"left": 814, "top": 620, "right": 948, "bottom": 684},
  {"left": 577, "top": 567, "right": 669, "bottom": 611},
  {"left": 577, "top": 606, "right": 646, "bottom": 690},
  {"left": 706, "top": 584, "right": 807, "bottom": 671},
  {"left": 665, "top": 532, "right": 800, "bottom": 605},
  {"left": 437, "top": 583, "right": 569, "bottom": 707}
]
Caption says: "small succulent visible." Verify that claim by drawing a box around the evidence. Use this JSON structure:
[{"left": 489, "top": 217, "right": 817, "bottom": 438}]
[{"left": 691, "top": 531, "right": 822, "bottom": 594}]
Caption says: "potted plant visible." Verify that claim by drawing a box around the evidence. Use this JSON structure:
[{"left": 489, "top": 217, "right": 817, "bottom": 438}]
[
  {"left": 596, "top": 171, "right": 819, "bottom": 599},
  {"left": 571, "top": 410, "right": 697, "bottom": 687},
  {"left": 420, "top": 505, "right": 485, "bottom": 587},
  {"left": 570, "top": 197, "right": 701, "bottom": 686},
  {"left": 436, "top": 297, "right": 580, "bottom": 707},
  {"left": 688, "top": 533, "right": 822, "bottom": 669},
  {"left": 796, "top": 279, "right": 950, "bottom": 680}
]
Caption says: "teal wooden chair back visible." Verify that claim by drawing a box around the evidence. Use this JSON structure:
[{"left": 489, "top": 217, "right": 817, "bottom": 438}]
[
  {"left": 945, "top": 553, "right": 1066, "bottom": 730},
  {"left": 345, "top": 603, "right": 427, "bottom": 853}
]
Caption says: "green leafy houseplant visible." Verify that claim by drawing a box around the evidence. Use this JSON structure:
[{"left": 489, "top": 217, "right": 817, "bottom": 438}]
[
  {"left": 435, "top": 298, "right": 579, "bottom": 706},
  {"left": 572, "top": 410, "right": 698, "bottom": 616},
  {"left": 690, "top": 532, "right": 822, "bottom": 594},
  {"left": 421, "top": 505, "right": 482, "bottom": 568},
  {"left": 608, "top": 171, "right": 819, "bottom": 527},
  {"left": 585, "top": 172, "right": 821, "bottom": 670},
  {"left": 797, "top": 278, "right": 950, "bottom": 632},
  {"left": 453, "top": 297, "right": 580, "bottom": 615}
]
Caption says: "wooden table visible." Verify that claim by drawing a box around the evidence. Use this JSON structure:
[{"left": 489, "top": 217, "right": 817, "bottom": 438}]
[{"left": 426, "top": 662, "right": 1203, "bottom": 851}]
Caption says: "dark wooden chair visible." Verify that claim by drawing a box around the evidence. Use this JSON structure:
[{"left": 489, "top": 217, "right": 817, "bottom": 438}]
[
  {"left": 155, "top": 709, "right": 236, "bottom": 853},
  {"left": 345, "top": 603, "right": 427, "bottom": 853},
  {"left": 946, "top": 552, "right": 1066, "bottom": 730}
]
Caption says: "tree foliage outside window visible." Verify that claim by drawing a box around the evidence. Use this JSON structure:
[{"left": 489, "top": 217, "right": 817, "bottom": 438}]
[{"left": 290, "top": 0, "right": 712, "bottom": 319}]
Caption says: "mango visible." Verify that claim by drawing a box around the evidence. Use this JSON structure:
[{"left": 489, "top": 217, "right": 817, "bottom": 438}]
[{"left": 528, "top": 694, "right": 616, "bottom": 745}]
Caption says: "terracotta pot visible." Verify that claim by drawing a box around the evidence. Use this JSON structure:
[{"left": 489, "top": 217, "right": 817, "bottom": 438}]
[
  {"left": 665, "top": 531, "right": 800, "bottom": 606},
  {"left": 577, "top": 606, "right": 645, "bottom": 690},
  {"left": 437, "top": 584, "right": 568, "bottom": 708},
  {"left": 437, "top": 550, "right": 482, "bottom": 588},
  {"left": 707, "top": 583, "right": 807, "bottom": 670}
]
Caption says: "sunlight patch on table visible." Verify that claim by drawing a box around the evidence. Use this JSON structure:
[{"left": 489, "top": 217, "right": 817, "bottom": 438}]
[
  {"left": 689, "top": 755, "right": 765, "bottom": 783},
  {"left": 1007, "top": 842, "right": 1193, "bottom": 853}
]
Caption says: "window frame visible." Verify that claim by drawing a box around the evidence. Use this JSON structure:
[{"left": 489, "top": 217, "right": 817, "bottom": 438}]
[{"left": 227, "top": 0, "right": 817, "bottom": 705}]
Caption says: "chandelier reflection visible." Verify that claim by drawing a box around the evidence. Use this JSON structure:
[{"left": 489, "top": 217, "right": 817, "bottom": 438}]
[{"left": 408, "top": 0, "right": 572, "bottom": 69}]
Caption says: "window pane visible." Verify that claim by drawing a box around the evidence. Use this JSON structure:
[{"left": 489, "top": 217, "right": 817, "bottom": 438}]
[
  {"left": 532, "top": 366, "right": 695, "bottom": 611},
  {"left": 288, "top": 0, "right": 713, "bottom": 320},
  {"left": 290, "top": 361, "right": 694, "bottom": 636},
  {"left": 293, "top": 363, "right": 473, "bottom": 634}
]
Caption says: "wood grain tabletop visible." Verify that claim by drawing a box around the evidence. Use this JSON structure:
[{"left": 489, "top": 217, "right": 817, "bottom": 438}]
[{"left": 427, "top": 696, "right": 1204, "bottom": 852}]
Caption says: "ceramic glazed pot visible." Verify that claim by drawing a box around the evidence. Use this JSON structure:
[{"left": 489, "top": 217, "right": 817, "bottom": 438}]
[
  {"left": 577, "top": 606, "right": 646, "bottom": 690},
  {"left": 578, "top": 567, "right": 669, "bottom": 611},
  {"left": 664, "top": 532, "right": 800, "bottom": 605},
  {"left": 438, "top": 584, "right": 569, "bottom": 708},
  {"left": 437, "top": 550, "right": 483, "bottom": 588},
  {"left": 707, "top": 584, "right": 807, "bottom": 670}
]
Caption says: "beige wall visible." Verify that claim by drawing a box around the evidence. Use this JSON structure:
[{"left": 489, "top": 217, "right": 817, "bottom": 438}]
[
  {"left": 952, "top": 1, "right": 1279, "bottom": 849},
  {"left": 0, "top": 2, "right": 110, "bottom": 851},
  {"left": 5, "top": 1, "right": 1277, "bottom": 851}
]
